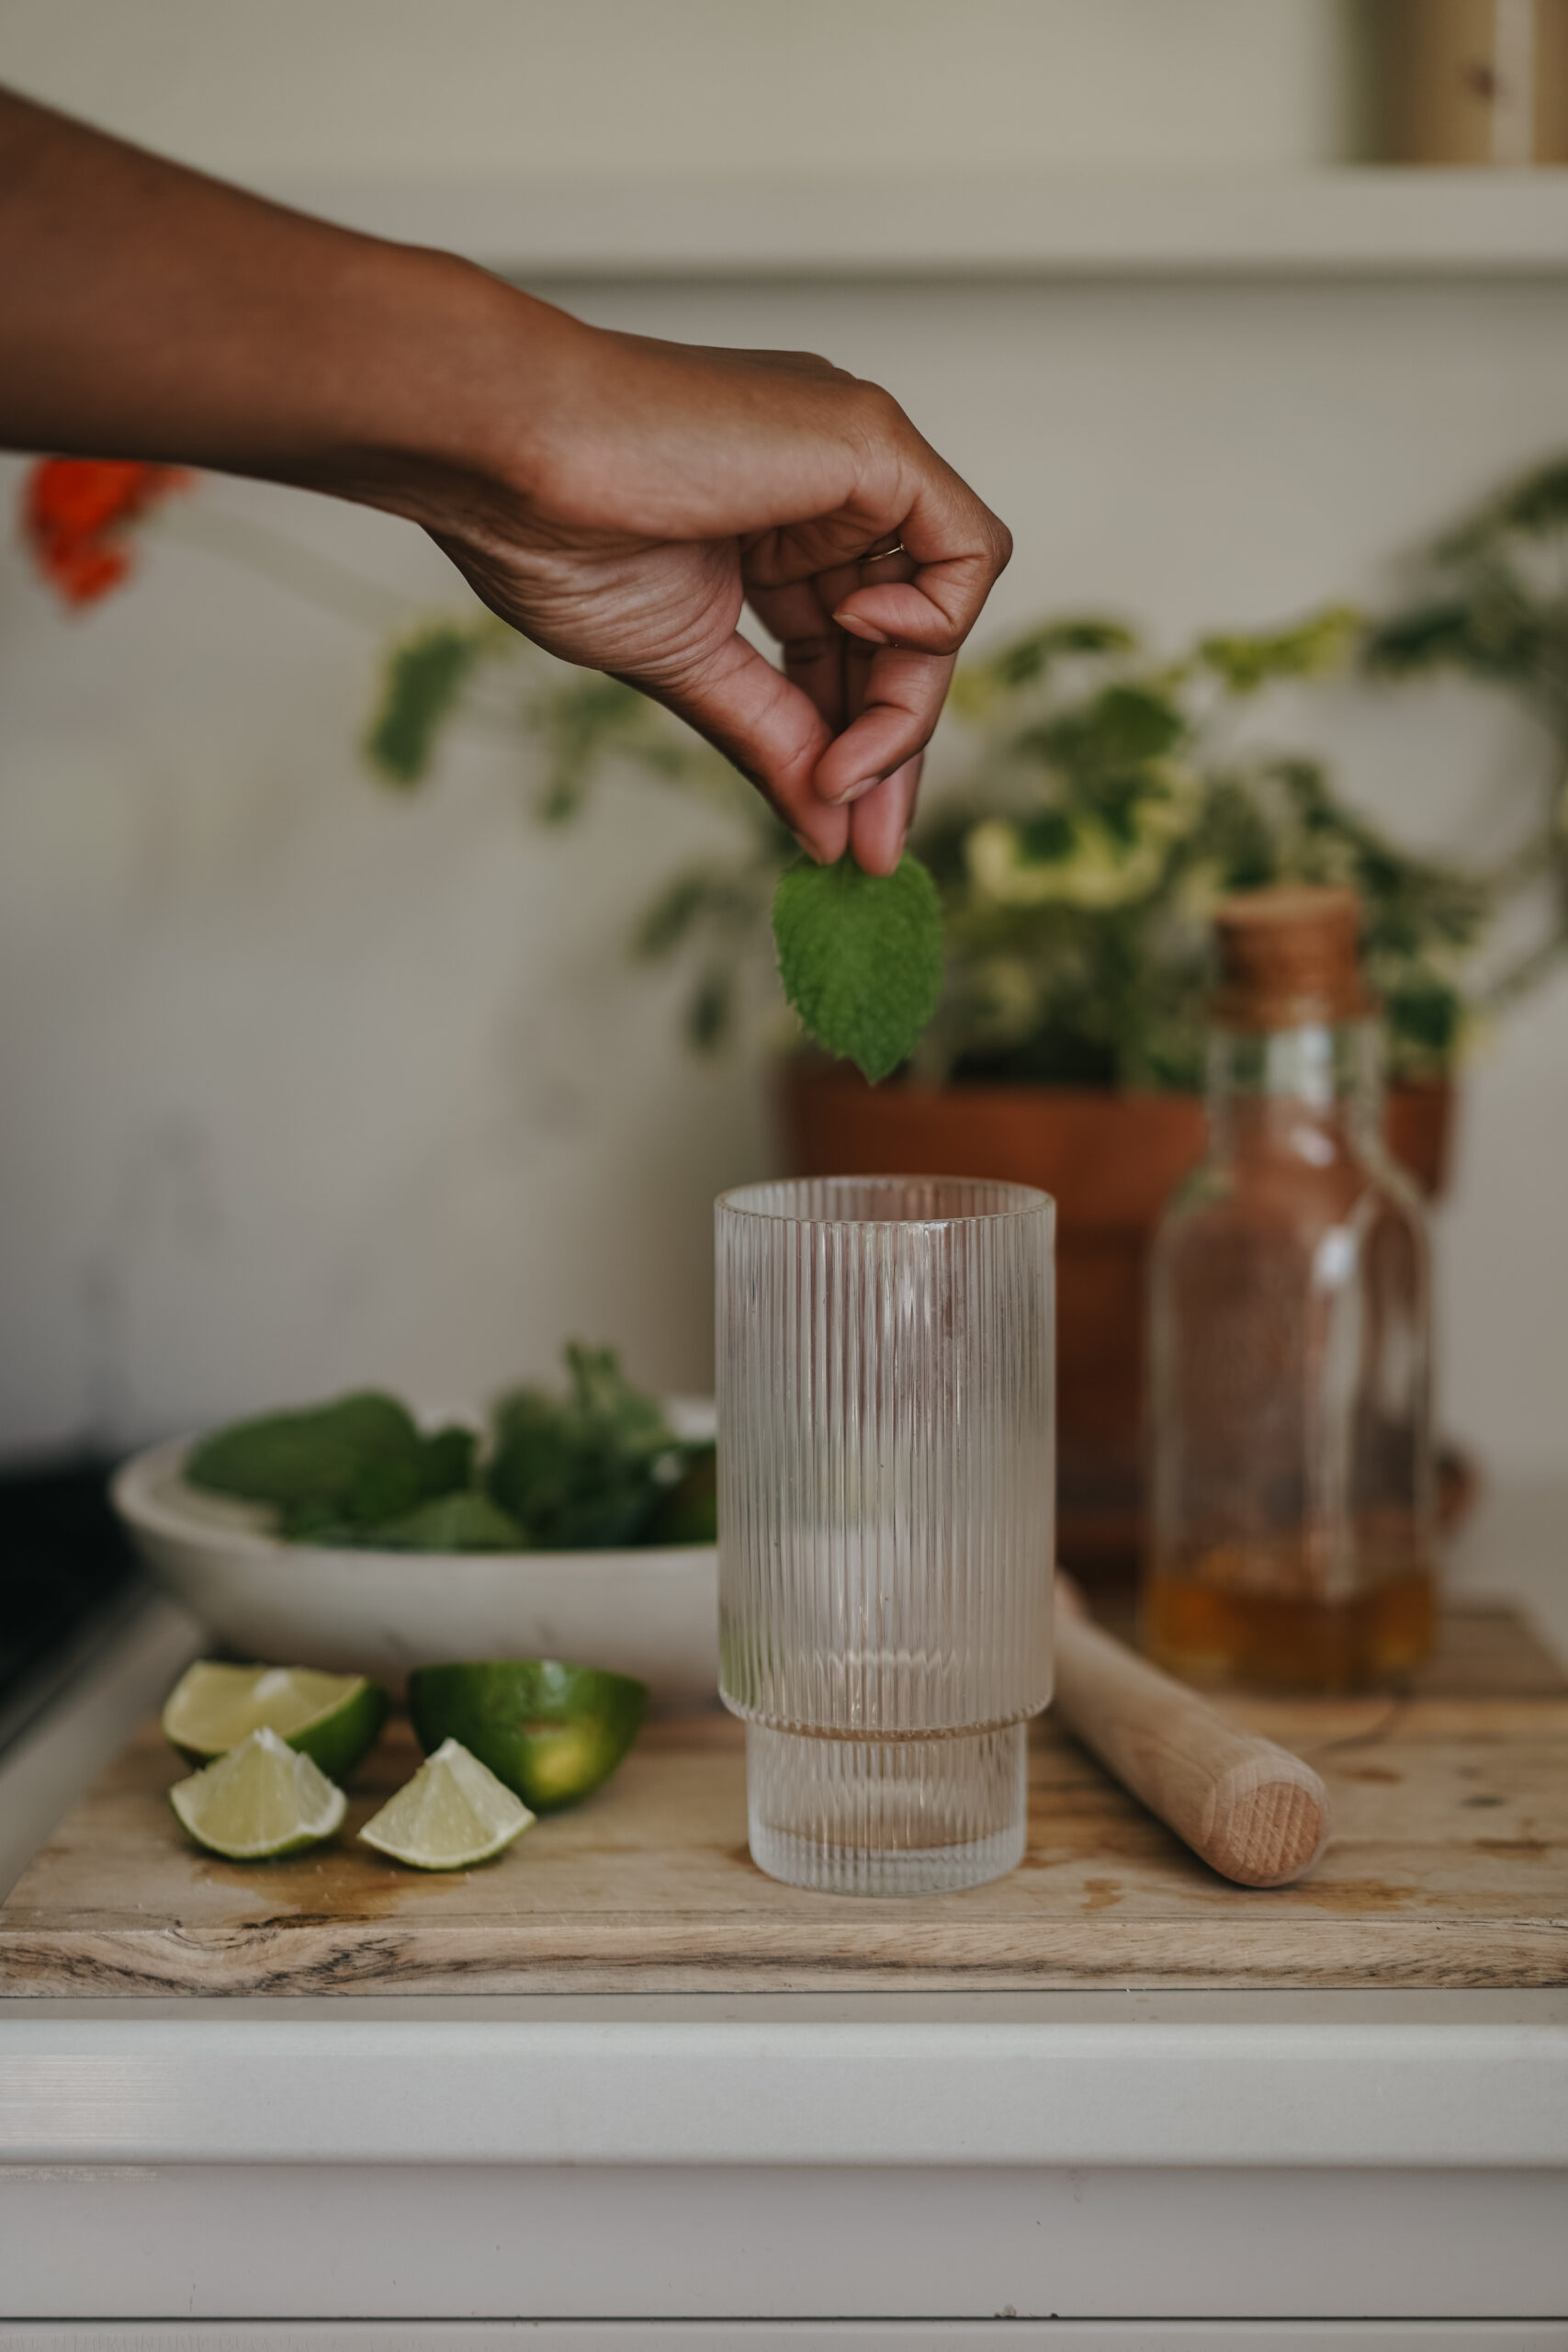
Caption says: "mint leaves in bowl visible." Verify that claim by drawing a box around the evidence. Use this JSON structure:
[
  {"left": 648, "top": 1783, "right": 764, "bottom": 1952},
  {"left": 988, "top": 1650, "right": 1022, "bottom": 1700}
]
[
  {"left": 182, "top": 1345, "right": 715, "bottom": 1554},
  {"left": 112, "top": 1348, "right": 718, "bottom": 1707}
]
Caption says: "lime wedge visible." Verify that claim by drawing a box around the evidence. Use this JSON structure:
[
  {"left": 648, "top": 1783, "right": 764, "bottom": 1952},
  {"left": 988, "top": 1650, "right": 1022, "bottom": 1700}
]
[
  {"left": 170, "top": 1726, "right": 346, "bottom": 1860},
  {"left": 407, "top": 1659, "right": 647, "bottom": 1814},
  {"left": 162, "top": 1660, "right": 389, "bottom": 1781},
  {"left": 357, "top": 1737, "right": 533, "bottom": 1871}
]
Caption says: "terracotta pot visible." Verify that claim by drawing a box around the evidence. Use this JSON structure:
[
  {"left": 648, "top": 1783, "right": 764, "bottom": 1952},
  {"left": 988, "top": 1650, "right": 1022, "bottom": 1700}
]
[{"left": 776, "top": 1063, "right": 1454, "bottom": 1577}]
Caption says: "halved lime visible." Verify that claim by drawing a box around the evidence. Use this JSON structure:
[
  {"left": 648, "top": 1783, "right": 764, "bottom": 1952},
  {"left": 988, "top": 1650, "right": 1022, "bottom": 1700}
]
[
  {"left": 407, "top": 1659, "right": 647, "bottom": 1814},
  {"left": 357, "top": 1736, "right": 533, "bottom": 1871},
  {"left": 161, "top": 1660, "right": 389, "bottom": 1781},
  {"left": 170, "top": 1726, "right": 346, "bottom": 1860}
]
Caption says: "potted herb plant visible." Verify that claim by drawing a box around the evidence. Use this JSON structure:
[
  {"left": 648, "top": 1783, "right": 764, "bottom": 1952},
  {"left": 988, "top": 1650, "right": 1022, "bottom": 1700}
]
[
  {"left": 770, "top": 614, "right": 1486, "bottom": 1568},
  {"left": 356, "top": 592, "right": 1501, "bottom": 1568},
  {"left": 28, "top": 454, "right": 1568, "bottom": 1567}
]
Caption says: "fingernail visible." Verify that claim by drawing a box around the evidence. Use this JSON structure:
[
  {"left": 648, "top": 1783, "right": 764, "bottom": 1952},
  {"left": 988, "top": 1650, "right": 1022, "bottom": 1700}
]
[
  {"left": 833, "top": 611, "right": 891, "bottom": 646},
  {"left": 792, "top": 831, "right": 826, "bottom": 863},
  {"left": 826, "top": 775, "right": 885, "bottom": 807}
]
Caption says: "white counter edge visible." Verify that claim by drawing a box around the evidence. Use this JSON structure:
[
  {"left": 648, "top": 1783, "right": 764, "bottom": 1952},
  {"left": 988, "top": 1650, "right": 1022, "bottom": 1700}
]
[
  {"left": 0, "top": 1593, "right": 202, "bottom": 1905},
  {"left": 2, "top": 2013, "right": 1564, "bottom": 2170}
]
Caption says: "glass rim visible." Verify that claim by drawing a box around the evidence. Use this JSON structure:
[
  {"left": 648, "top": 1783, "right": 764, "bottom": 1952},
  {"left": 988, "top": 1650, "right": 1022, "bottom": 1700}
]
[{"left": 716, "top": 1174, "right": 1054, "bottom": 1227}]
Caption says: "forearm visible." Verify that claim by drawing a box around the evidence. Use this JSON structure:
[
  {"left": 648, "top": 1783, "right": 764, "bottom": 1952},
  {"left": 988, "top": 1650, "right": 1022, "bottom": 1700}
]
[
  {"left": 0, "top": 87, "right": 569, "bottom": 527},
  {"left": 0, "top": 86, "right": 1010, "bottom": 864}
]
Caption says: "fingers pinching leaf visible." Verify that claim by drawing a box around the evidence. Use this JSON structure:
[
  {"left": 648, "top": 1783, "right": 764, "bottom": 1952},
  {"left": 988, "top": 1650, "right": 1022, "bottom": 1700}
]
[{"left": 773, "top": 853, "right": 943, "bottom": 1084}]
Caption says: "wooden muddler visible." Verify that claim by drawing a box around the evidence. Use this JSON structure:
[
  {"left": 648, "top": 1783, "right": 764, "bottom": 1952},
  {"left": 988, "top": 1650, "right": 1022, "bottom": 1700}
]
[{"left": 1052, "top": 1577, "right": 1332, "bottom": 1887}]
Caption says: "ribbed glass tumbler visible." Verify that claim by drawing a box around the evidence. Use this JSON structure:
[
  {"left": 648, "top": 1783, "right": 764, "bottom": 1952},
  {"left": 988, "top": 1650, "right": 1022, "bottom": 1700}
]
[{"left": 716, "top": 1176, "right": 1055, "bottom": 1897}]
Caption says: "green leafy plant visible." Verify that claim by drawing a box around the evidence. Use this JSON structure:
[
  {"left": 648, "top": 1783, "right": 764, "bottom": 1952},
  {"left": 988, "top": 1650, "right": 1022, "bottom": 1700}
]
[
  {"left": 253, "top": 464, "right": 1568, "bottom": 1084},
  {"left": 1364, "top": 452, "right": 1568, "bottom": 1017},
  {"left": 356, "top": 585, "right": 1497, "bottom": 1086},
  {"left": 488, "top": 1341, "right": 698, "bottom": 1549},
  {"left": 365, "top": 621, "right": 502, "bottom": 786},
  {"left": 186, "top": 1391, "right": 478, "bottom": 1539},
  {"left": 38, "top": 453, "right": 1556, "bottom": 1087},
  {"left": 919, "top": 606, "right": 1484, "bottom": 1088},
  {"left": 185, "top": 1346, "right": 716, "bottom": 1551}
]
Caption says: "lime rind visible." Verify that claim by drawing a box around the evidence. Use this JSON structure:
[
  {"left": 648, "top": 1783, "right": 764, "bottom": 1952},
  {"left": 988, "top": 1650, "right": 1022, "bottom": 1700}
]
[
  {"left": 357, "top": 1737, "right": 534, "bottom": 1871},
  {"left": 161, "top": 1661, "right": 389, "bottom": 1781},
  {"left": 407, "top": 1659, "right": 647, "bottom": 1815},
  {"left": 169, "top": 1725, "right": 346, "bottom": 1860}
]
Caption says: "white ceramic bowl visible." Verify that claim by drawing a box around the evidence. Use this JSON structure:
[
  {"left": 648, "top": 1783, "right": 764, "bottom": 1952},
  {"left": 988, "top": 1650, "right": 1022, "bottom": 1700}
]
[{"left": 111, "top": 1404, "right": 718, "bottom": 1710}]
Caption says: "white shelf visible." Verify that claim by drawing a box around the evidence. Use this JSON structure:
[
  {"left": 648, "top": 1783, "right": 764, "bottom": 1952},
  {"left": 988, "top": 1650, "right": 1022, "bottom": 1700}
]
[{"left": 275, "top": 168, "right": 1568, "bottom": 277}]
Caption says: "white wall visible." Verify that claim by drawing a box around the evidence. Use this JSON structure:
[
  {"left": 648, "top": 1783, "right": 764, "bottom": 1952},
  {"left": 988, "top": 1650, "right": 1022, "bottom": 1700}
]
[
  {"left": 0, "top": 4, "right": 1563, "bottom": 1482},
  {"left": 0, "top": 0, "right": 1358, "bottom": 178}
]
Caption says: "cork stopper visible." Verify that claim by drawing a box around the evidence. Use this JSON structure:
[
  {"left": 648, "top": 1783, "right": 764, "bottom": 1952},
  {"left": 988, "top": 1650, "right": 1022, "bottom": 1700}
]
[{"left": 1211, "top": 886, "right": 1374, "bottom": 1031}]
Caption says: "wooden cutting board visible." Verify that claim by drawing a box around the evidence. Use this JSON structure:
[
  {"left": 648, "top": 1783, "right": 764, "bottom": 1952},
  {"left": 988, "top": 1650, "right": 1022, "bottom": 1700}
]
[{"left": 3, "top": 1603, "right": 1564, "bottom": 1996}]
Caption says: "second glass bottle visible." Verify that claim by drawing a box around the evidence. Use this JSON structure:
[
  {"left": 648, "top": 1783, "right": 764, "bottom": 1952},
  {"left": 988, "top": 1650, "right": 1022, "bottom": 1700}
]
[{"left": 1145, "top": 887, "right": 1435, "bottom": 1690}]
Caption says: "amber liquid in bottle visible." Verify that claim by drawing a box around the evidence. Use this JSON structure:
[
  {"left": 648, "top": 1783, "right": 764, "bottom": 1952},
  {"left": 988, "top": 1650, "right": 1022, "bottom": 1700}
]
[
  {"left": 1143, "top": 889, "right": 1437, "bottom": 1693},
  {"left": 1144, "top": 1564, "right": 1436, "bottom": 1690}
]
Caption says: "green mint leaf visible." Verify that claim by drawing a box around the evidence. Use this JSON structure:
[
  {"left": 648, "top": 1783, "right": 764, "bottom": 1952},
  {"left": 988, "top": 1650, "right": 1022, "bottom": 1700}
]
[
  {"left": 487, "top": 1342, "right": 679, "bottom": 1550},
  {"left": 773, "top": 853, "right": 944, "bottom": 1083},
  {"left": 364, "top": 623, "right": 491, "bottom": 787},
  {"left": 644, "top": 1442, "right": 717, "bottom": 1545},
  {"left": 414, "top": 1425, "right": 479, "bottom": 1500},
  {"left": 186, "top": 1391, "right": 422, "bottom": 1508},
  {"left": 340, "top": 1490, "right": 526, "bottom": 1553}
]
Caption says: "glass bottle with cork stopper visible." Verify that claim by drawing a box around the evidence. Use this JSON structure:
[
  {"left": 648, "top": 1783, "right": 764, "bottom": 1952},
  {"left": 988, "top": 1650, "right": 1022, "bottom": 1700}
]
[{"left": 1143, "top": 886, "right": 1436, "bottom": 1690}]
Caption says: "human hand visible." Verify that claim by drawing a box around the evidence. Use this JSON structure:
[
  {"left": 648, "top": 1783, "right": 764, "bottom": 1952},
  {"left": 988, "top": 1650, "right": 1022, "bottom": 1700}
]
[
  {"left": 414, "top": 319, "right": 1012, "bottom": 872},
  {"left": 0, "top": 92, "right": 1010, "bottom": 868}
]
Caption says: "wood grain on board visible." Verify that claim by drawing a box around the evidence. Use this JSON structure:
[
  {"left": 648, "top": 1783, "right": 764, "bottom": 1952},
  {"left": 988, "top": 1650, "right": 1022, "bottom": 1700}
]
[{"left": 2, "top": 1602, "right": 1564, "bottom": 1996}]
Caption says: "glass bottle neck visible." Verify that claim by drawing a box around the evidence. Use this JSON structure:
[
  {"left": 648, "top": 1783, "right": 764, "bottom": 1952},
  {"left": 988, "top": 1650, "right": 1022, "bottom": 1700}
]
[{"left": 1206, "top": 1019, "right": 1384, "bottom": 1161}]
